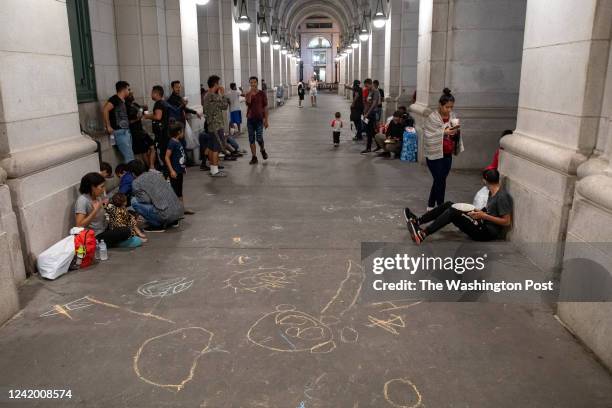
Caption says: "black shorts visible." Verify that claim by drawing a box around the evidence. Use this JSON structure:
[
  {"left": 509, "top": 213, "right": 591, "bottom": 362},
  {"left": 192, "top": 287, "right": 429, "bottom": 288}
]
[{"left": 170, "top": 172, "right": 184, "bottom": 198}]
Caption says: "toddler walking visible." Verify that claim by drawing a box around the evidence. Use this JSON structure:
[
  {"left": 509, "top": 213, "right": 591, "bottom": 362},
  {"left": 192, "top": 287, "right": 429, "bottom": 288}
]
[{"left": 331, "top": 112, "right": 343, "bottom": 147}]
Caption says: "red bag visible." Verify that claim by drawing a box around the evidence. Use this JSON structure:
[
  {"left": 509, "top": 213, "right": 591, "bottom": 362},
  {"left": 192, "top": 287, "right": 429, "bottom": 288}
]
[
  {"left": 443, "top": 135, "right": 455, "bottom": 155},
  {"left": 72, "top": 229, "right": 97, "bottom": 269}
]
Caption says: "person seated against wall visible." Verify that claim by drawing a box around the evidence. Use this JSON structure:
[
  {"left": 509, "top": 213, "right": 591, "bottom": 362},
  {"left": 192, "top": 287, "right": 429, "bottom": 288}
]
[
  {"left": 486, "top": 129, "right": 513, "bottom": 171},
  {"left": 129, "top": 160, "right": 184, "bottom": 232},
  {"left": 403, "top": 169, "right": 513, "bottom": 244},
  {"left": 99, "top": 162, "right": 113, "bottom": 179},
  {"left": 374, "top": 111, "right": 411, "bottom": 158},
  {"left": 75, "top": 172, "right": 141, "bottom": 248}
]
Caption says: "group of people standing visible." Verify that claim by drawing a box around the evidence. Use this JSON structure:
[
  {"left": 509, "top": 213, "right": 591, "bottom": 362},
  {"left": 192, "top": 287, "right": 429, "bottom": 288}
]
[{"left": 77, "top": 76, "right": 271, "bottom": 249}]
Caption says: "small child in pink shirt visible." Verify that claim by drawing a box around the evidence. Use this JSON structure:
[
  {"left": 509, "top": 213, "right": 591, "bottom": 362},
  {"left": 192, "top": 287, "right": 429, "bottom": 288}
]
[{"left": 331, "top": 112, "right": 343, "bottom": 147}]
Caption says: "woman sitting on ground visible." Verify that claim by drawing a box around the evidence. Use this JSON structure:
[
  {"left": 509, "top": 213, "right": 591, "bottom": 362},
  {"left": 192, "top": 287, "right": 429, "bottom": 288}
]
[
  {"left": 403, "top": 169, "right": 513, "bottom": 244},
  {"left": 74, "top": 172, "right": 142, "bottom": 248}
]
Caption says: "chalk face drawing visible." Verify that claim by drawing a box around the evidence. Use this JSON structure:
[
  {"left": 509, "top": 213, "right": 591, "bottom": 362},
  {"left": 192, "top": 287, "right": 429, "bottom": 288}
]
[
  {"left": 247, "top": 305, "right": 336, "bottom": 353},
  {"left": 223, "top": 267, "right": 302, "bottom": 293},
  {"left": 137, "top": 277, "right": 194, "bottom": 298},
  {"left": 383, "top": 378, "right": 423, "bottom": 408},
  {"left": 134, "top": 327, "right": 214, "bottom": 392}
]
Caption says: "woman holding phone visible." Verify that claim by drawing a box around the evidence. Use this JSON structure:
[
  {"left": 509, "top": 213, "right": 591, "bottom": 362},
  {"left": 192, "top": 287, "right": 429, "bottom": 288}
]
[{"left": 422, "top": 88, "right": 464, "bottom": 210}]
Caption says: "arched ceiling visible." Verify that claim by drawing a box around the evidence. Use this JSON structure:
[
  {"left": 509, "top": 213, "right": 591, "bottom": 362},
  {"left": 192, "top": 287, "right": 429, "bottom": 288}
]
[{"left": 269, "top": 0, "right": 363, "bottom": 36}]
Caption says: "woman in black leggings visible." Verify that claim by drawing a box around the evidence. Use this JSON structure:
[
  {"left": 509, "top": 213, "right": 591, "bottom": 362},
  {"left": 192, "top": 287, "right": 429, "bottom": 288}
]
[
  {"left": 75, "top": 172, "right": 131, "bottom": 247},
  {"left": 404, "top": 169, "right": 513, "bottom": 244},
  {"left": 422, "top": 88, "right": 463, "bottom": 210}
]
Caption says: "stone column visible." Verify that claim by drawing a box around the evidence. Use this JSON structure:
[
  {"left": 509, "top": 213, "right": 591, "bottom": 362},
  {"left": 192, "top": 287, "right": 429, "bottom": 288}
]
[
  {"left": 219, "top": 0, "right": 241, "bottom": 87},
  {"left": 0, "top": 180, "right": 20, "bottom": 325},
  {"left": 500, "top": 0, "right": 609, "bottom": 269},
  {"left": 199, "top": 1, "right": 223, "bottom": 84},
  {"left": 411, "top": 0, "right": 526, "bottom": 168},
  {"left": 385, "top": 0, "right": 403, "bottom": 118},
  {"left": 370, "top": 21, "right": 386, "bottom": 83},
  {"left": 239, "top": 0, "right": 259, "bottom": 89},
  {"left": 0, "top": 0, "right": 98, "bottom": 271},
  {"left": 398, "top": 0, "right": 419, "bottom": 99},
  {"left": 546, "top": 1, "right": 612, "bottom": 371}
]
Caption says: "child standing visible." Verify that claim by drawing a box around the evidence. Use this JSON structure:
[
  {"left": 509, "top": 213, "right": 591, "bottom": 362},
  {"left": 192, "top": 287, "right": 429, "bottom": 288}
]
[
  {"left": 331, "top": 112, "right": 343, "bottom": 147},
  {"left": 165, "top": 123, "right": 194, "bottom": 214},
  {"left": 107, "top": 192, "right": 147, "bottom": 242}
]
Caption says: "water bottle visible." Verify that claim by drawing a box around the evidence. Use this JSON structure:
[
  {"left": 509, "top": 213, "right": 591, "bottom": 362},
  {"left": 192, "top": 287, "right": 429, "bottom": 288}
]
[
  {"left": 99, "top": 240, "right": 108, "bottom": 261},
  {"left": 95, "top": 239, "right": 100, "bottom": 260}
]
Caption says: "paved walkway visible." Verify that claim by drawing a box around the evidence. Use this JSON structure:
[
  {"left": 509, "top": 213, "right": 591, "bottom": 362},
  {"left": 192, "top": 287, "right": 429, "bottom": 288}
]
[{"left": 1, "top": 93, "right": 611, "bottom": 407}]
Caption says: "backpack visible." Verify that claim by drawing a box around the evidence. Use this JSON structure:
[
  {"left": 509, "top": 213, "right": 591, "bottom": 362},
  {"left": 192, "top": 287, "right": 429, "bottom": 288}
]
[{"left": 70, "top": 229, "right": 97, "bottom": 270}]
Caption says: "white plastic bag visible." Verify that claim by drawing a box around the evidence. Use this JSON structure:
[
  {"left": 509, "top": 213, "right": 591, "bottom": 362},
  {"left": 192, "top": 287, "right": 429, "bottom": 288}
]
[
  {"left": 184, "top": 121, "right": 199, "bottom": 150},
  {"left": 472, "top": 186, "right": 489, "bottom": 210},
  {"left": 37, "top": 235, "right": 75, "bottom": 280}
]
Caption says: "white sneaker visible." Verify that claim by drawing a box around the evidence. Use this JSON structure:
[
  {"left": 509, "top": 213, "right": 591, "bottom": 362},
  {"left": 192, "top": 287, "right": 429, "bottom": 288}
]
[{"left": 426, "top": 206, "right": 435, "bottom": 212}]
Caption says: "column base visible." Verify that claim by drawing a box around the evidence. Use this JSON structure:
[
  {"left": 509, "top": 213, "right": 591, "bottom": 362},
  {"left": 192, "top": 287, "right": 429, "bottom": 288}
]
[
  {"left": 559, "top": 173, "right": 612, "bottom": 370},
  {"left": 0, "top": 229, "right": 19, "bottom": 326},
  {"left": 7, "top": 152, "right": 99, "bottom": 273},
  {"left": 499, "top": 133, "right": 588, "bottom": 270},
  {"left": 0, "top": 185, "right": 26, "bottom": 285}
]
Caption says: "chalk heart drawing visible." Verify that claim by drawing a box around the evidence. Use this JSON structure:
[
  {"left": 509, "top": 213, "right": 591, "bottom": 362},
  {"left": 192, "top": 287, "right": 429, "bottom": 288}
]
[
  {"left": 223, "top": 267, "right": 302, "bottom": 293},
  {"left": 137, "top": 277, "right": 194, "bottom": 298},
  {"left": 227, "top": 254, "right": 261, "bottom": 266},
  {"left": 134, "top": 327, "right": 214, "bottom": 392},
  {"left": 247, "top": 305, "right": 336, "bottom": 354},
  {"left": 383, "top": 378, "right": 423, "bottom": 408}
]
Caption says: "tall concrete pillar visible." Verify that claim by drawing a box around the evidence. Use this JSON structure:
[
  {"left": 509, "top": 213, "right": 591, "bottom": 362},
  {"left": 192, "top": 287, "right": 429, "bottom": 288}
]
[
  {"left": 398, "top": 0, "right": 419, "bottom": 98},
  {"left": 500, "top": 0, "right": 609, "bottom": 269},
  {"left": 359, "top": 39, "right": 369, "bottom": 81},
  {"left": 411, "top": 0, "right": 526, "bottom": 168},
  {"left": 500, "top": 0, "right": 612, "bottom": 371},
  {"left": 370, "top": 21, "right": 386, "bottom": 83},
  {"left": 220, "top": 0, "right": 241, "bottom": 87},
  {"left": 0, "top": 0, "right": 98, "bottom": 272},
  {"left": 240, "top": 0, "right": 259, "bottom": 89},
  {"left": 261, "top": 40, "right": 272, "bottom": 87},
  {"left": 198, "top": 1, "right": 223, "bottom": 84}
]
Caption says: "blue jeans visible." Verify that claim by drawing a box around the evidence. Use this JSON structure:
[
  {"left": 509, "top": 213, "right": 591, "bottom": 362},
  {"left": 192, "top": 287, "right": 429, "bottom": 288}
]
[
  {"left": 247, "top": 118, "right": 264, "bottom": 146},
  {"left": 131, "top": 198, "right": 163, "bottom": 228},
  {"left": 114, "top": 128, "right": 134, "bottom": 163},
  {"left": 227, "top": 136, "right": 239, "bottom": 151},
  {"left": 426, "top": 156, "right": 453, "bottom": 208}
]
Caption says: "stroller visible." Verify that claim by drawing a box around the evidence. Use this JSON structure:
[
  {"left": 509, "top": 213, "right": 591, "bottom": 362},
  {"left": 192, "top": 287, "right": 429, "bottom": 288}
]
[{"left": 275, "top": 85, "right": 285, "bottom": 107}]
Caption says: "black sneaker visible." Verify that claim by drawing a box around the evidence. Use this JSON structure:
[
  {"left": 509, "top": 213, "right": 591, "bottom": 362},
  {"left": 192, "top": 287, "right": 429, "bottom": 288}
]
[
  {"left": 224, "top": 155, "right": 237, "bottom": 161},
  {"left": 249, "top": 156, "right": 258, "bottom": 165},
  {"left": 360, "top": 149, "right": 371, "bottom": 155},
  {"left": 377, "top": 152, "right": 391, "bottom": 158},
  {"left": 373, "top": 146, "right": 382, "bottom": 152},
  {"left": 144, "top": 225, "right": 166, "bottom": 233},
  {"left": 261, "top": 150, "right": 268, "bottom": 160},
  {"left": 403, "top": 208, "right": 418, "bottom": 224},
  {"left": 200, "top": 164, "right": 210, "bottom": 171}
]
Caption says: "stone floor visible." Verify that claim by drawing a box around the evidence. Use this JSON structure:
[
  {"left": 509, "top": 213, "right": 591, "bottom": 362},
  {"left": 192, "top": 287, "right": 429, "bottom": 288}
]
[{"left": 1, "top": 93, "right": 611, "bottom": 407}]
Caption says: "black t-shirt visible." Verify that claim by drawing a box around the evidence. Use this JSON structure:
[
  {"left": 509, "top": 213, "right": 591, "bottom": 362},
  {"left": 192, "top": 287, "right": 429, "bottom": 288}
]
[
  {"left": 152, "top": 100, "right": 169, "bottom": 146},
  {"left": 484, "top": 188, "right": 513, "bottom": 237},
  {"left": 386, "top": 121, "right": 404, "bottom": 139},
  {"left": 378, "top": 88, "right": 385, "bottom": 107},
  {"left": 108, "top": 95, "right": 129, "bottom": 130}
]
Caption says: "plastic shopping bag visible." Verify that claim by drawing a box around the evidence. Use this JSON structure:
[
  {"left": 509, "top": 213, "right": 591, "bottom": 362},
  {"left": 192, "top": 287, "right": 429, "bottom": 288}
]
[
  {"left": 37, "top": 235, "right": 76, "bottom": 280},
  {"left": 473, "top": 186, "right": 489, "bottom": 210},
  {"left": 184, "top": 121, "right": 199, "bottom": 150}
]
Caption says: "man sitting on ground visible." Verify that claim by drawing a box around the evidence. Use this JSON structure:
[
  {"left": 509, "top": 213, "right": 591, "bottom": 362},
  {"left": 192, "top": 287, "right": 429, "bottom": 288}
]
[
  {"left": 403, "top": 169, "right": 513, "bottom": 244},
  {"left": 129, "top": 160, "right": 183, "bottom": 232},
  {"left": 374, "top": 111, "right": 411, "bottom": 158}
]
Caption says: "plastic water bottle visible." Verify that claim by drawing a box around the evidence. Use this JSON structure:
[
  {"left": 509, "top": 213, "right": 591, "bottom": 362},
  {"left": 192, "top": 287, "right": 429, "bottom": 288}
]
[
  {"left": 95, "top": 240, "right": 100, "bottom": 260},
  {"left": 99, "top": 240, "right": 108, "bottom": 261}
]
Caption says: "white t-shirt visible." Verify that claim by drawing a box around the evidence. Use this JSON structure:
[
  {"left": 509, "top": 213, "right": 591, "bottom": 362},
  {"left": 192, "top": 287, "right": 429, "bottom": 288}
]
[{"left": 228, "top": 90, "right": 241, "bottom": 112}]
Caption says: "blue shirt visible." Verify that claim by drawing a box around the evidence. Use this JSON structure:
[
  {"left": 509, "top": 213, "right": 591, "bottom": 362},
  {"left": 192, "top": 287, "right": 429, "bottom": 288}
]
[
  {"left": 168, "top": 138, "right": 186, "bottom": 174},
  {"left": 119, "top": 172, "right": 135, "bottom": 196}
]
